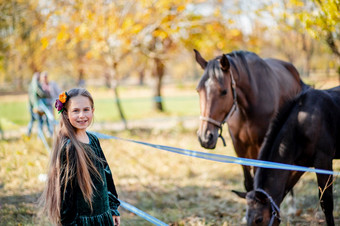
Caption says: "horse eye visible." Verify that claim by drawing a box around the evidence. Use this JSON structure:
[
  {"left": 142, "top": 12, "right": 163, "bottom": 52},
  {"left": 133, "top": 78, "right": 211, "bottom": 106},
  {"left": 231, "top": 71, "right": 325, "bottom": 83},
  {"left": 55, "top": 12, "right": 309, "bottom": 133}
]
[{"left": 221, "top": 90, "right": 227, "bottom": 96}]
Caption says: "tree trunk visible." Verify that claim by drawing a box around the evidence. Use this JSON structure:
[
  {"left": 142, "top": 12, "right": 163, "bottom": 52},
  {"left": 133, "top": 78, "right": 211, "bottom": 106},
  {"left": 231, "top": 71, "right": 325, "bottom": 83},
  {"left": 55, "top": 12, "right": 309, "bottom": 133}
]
[
  {"left": 111, "top": 63, "right": 128, "bottom": 129},
  {"left": 153, "top": 58, "right": 164, "bottom": 111},
  {"left": 302, "top": 33, "right": 313, "bottom": 77},
  {"left": 112, "top": 82, "right": 128, "bottom": 129},
  {"left": 325, "top": 33, "right": 340, "bottom": 84},
  {"left": 78, "top": 68, "right": 85, "bottom": 87},
  {"left": 138, "top": 68, "right": 145, "bottom": 86}
]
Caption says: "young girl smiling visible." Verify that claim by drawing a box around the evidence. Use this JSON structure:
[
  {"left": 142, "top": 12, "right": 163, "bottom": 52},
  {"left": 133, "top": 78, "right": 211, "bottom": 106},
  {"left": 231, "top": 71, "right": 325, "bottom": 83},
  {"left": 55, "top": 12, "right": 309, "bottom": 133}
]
[{"left": 40, "top": 88, "right": 120, "bottom": 225}]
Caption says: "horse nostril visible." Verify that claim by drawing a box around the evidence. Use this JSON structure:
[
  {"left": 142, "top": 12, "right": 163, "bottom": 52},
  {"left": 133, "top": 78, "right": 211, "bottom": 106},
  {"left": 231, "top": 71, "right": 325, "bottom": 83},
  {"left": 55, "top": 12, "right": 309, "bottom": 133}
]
[
  {"left": 208, "top": 132, "right": 213, "bottom": 141},
  {"left": 255, "top": 217, "right": 263, "bottom": 224}
]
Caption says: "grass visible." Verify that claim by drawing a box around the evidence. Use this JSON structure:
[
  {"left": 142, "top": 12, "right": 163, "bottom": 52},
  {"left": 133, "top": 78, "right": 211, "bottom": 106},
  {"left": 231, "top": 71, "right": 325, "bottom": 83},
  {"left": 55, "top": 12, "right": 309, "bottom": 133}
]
[
  {"left": 1, "top": 129, "right": 340, "bottom": 225},
  {"left": 1, "top": 78, "right": 340, "bottom": 225},
  {"left": 0, "top": 100, "right": 30, "bottom": 126},
  {"left": 0, "top": 85, "right": 200, "bottom": 129}
]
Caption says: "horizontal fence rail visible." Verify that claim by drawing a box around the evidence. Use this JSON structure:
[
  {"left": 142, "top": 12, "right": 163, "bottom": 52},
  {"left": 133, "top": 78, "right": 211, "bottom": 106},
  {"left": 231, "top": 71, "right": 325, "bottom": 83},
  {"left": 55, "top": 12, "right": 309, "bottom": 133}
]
[
  {"left": 119, "top": 200, "right": 168, "bottom": 226},
  {"left": 90, "top": 130, "right": 340, "bottom": 225},
  {"left": 92, "top": 131, "right": 340, "bottom": 176}
]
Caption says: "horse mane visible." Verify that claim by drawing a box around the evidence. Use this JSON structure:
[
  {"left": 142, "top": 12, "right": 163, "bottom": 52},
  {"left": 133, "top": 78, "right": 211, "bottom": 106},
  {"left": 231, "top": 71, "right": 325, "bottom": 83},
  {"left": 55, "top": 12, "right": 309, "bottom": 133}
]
[
  {"left": 197, "top": 51, "right": 257, "bottom": 90},
  {"left": 196, "top": 56, "right": 224, "bottom": 90},
  {"left": 226, "top": 51, "right": 253, "bottom": 82},
  {"left": 258, "top": 91, "right": 308, "bottom": 160}
]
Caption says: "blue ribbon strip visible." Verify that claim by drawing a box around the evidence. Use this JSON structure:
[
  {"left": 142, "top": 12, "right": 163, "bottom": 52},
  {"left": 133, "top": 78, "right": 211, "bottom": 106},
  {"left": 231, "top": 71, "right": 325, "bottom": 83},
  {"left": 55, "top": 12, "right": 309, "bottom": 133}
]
[
  {"left": 119, "top": 200, "right": 168, "bottom": 226},
  {"left": 92, "top": 131, "right": 340, "bottom": 176}
]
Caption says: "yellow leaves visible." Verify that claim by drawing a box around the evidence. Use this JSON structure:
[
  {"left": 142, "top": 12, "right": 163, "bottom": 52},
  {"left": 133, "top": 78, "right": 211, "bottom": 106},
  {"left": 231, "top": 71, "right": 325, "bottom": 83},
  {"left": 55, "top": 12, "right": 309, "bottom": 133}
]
[
  {"left": 291, "top": 0, "right": 340, "bottom": 40},
  {"left": 177, "top": 5, "right": 186, "bottom": 12},
  {"left": 229, "top": 29, "right": 241, "bottom": 38},
  {"left": 75, "top": 24, "right": 88, "bottom": 36},
  {"left": 106, "top": 17, "right": 118, "bottom": 29},
  {"left": 40, "top": 37, "right": 49, "bottom": 49},
  {"left": 56, "top": 31, "right": 67, "bottom": 42},
  {"left": 87, "top": 11, "right": 94, "bottom": 21},
  {"left": 217, "top": 41, "right": 224, "bottom": 50},
  {"left": 122, "top": 18, "right": 135, "bottom": 30},
  {"left": 153, "top": 29, "right": 168, "bottom": 39},
  {"left": 288, "top": 0, "right": 305, "bottom": 8},
  {"left": 213, "top": 8, "right": 221, "bottom": 17},
  {"left": 130, "top": 24, "right": 144, "bottom": 34},
  {"left": 85, "top": 51, "right": 94, "bottom": 59},
  {"left": 56, "top": 24, "right": 69, "bottom": 42}
]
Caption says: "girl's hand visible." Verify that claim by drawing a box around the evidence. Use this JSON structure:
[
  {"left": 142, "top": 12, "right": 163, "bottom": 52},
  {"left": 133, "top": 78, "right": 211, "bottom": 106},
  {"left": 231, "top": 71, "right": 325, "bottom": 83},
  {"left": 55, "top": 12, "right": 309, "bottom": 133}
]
[{"left": 113, "top": 215, "right": 120, "bottom": 226}]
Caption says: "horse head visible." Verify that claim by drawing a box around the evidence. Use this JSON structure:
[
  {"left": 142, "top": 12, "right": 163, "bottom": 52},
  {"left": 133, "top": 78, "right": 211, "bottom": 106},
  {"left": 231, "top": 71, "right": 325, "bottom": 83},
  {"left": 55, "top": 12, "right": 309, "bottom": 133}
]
[
  {"left": 233, "top": 190, "right": 281, "bottom": 226},
  {"left": 195, "top": 49, "right": 237, "bottom": 149}
]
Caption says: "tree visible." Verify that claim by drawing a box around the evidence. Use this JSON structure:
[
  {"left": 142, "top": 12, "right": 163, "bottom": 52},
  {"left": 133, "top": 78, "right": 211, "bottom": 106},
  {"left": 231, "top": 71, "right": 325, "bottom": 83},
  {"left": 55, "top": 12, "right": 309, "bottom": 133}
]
[
  {"left": 0, "top": 0, "right": 48, "bottom": 89},
  {"left": 271, "top": 0, "right": 316, "bottom": 76},
  {"left": 292, "top": 0, "right": 340, "bottom": 78}
]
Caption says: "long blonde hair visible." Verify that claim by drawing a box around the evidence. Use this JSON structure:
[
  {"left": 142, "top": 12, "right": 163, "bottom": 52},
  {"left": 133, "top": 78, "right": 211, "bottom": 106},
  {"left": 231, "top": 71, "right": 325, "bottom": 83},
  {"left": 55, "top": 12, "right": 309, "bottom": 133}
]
[{"left": 39, "top": 88, "right": 102, "bottom": 225}]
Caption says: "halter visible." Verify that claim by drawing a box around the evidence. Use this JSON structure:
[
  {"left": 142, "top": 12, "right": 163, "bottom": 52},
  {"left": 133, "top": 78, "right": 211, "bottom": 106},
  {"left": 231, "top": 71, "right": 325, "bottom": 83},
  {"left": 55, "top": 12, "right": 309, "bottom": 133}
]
[
  {"left": 200, "top": 60, "right": 238, "bottom": 146},
  {"left": 255, "top": 189, "right": 281, "bottom": 226}
]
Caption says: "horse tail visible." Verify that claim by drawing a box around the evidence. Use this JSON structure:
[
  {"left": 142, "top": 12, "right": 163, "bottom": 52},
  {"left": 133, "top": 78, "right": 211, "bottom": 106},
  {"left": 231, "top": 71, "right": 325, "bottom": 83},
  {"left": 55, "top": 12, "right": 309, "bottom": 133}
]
[
  {"left": 283, "top": 62, "right": 300, "bottom": 82},
  {"left": 283, "top": 61, "right": 311, "bottom": 92}
]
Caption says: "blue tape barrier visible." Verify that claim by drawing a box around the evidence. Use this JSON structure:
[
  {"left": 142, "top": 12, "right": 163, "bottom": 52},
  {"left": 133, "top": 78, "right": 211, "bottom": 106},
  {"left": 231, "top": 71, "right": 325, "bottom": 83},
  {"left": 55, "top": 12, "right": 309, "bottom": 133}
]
[
  {"left": 119, "top": 200, "right": 168, "bottom": 226},
  {"left": 92, "top": 132, "right": 340, "bottom": 176},
  {"left": 37, "top": 128, "right": 50, "bottom": 152}
]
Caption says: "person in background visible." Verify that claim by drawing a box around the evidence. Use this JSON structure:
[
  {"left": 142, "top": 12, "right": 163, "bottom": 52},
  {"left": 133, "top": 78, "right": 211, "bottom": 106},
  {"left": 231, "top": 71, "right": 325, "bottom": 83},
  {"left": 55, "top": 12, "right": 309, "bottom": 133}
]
[
  {"left": 39, "top": 88, "right": 120, "bottom": 226},
  {"left": 40, "top": 71, "right": 61, "bottom": 135},
  {"left": 27, "top": 72, "right": 50, "bottom": 137}
]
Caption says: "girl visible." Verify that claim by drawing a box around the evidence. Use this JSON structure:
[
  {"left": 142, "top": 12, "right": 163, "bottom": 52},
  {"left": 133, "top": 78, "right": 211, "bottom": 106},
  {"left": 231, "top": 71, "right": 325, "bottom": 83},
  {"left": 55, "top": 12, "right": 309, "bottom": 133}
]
[{"left": 40, "top": 88, "right": 120, "bottom": 226}]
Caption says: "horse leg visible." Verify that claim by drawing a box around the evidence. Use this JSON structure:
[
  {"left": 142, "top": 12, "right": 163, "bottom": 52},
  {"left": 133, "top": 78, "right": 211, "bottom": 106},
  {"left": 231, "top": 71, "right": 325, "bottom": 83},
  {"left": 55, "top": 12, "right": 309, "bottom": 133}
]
[
  {"left": 284, "top": 171, "right": 305, "bottom": 215},
  {"left": 232, "top": 139, "right": 254, "bottom": 191},
  {"left": 242, "top": 165, "right": 253, "bottom": 192},
  {"left": 316, "top": 168, "right": 334, "bottom": 226}
]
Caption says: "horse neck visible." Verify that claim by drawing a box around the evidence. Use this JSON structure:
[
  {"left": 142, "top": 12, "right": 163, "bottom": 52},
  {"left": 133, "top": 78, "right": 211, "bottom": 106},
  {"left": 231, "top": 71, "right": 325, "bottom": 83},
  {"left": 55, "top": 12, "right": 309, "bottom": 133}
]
[
  {"left": 229, "top": 57, "right": 255, "bottom": 112},
  {"left": 254, "top": 139, "right": 296, "bottom": 205},
  {"left": 254, "top": 168, "right": 290, "bottom": 205}
]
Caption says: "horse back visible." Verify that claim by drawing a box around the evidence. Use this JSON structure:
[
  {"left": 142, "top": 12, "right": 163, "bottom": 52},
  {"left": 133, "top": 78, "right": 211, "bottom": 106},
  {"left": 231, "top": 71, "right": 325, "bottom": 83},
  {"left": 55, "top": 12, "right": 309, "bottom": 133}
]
[
  {"left": 264, "top": 58, "right": 301, "bottom": 85},
  {"left": 237, "top": 56, "right": 303, "bottom": 112},
  {"left": 265, "top": 58, "right": 300, "bottom": 81},
  {"left": 260, "top": 87, "right": 340, "bottom": 163},
  {"left": 297, "top": 87, "right": 340, "bottom": 159}
]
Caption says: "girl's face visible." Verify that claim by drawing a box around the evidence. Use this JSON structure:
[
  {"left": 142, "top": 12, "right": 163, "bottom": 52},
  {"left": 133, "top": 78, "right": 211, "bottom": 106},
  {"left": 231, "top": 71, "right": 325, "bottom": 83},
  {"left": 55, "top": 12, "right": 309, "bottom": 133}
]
[{"left": 67, "top": 95, "right": 94, "bottom": 133}]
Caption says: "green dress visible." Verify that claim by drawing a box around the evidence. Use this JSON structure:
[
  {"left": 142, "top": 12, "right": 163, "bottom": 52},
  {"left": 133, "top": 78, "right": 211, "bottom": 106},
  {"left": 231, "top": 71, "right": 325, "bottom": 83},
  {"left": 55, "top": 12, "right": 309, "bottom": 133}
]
[{"left": 60, "top": 132, "right": 120, "bottom": 225}]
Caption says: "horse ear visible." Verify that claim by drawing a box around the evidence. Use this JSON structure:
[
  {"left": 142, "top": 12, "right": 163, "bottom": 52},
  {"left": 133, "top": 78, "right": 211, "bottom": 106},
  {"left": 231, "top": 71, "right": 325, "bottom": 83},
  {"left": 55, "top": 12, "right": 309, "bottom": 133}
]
[
  {"left": 194, "top": 49, "right": 207, "bottom": 69},
  {"left": 220, "top": 54, "right": 230, "bottom": 71},
  {"left": 232, "top": 190, "right": 247, "bottom": 199}
]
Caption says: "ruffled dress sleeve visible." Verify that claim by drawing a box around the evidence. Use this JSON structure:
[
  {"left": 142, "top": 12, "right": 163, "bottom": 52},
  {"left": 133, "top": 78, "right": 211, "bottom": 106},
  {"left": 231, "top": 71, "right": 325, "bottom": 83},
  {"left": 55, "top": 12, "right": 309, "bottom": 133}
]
[{"left": 91, "top": 133, "right": 120, "bottom": 216}]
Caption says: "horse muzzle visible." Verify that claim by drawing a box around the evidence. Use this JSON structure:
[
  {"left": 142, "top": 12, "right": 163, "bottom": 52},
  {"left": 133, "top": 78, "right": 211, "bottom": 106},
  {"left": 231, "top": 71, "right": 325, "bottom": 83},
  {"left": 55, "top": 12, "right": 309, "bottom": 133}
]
[{"left": 197, "top": 129, "right": 218, "bottom": 149}]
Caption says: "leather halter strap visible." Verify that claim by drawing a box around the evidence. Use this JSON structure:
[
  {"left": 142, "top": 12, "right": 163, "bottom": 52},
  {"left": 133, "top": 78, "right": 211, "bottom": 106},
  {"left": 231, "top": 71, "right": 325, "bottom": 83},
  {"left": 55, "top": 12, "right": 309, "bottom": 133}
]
[
  {"left": 255, "top": 188, "right": 281, "bottom": 226},
  {"left": 199, "top": 116, "right": 222, "bottom": 127}
]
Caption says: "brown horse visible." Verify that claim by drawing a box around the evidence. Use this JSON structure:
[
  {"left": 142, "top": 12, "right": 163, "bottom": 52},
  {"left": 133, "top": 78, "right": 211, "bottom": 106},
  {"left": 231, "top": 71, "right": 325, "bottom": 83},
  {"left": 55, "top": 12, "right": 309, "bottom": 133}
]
[
  {"left": 195, "top": 49, "right": 306, "bottom": 191},
  {"left": 235, "top": 86, "right": 340, "bottom": 226}
]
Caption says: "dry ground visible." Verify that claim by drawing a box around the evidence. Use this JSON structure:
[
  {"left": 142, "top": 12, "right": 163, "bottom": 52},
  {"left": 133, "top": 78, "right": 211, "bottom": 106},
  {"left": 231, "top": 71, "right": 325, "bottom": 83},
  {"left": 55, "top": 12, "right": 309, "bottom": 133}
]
[
  {"left": 1, "top": 76, "right": 340, "bottom": 225},
  {"left": 0, "top": 125, "right": 339, "bottom": 226}
]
